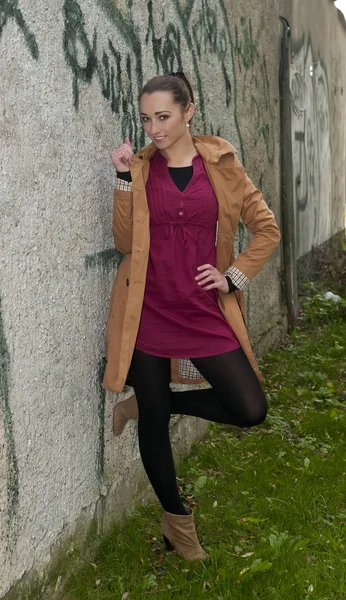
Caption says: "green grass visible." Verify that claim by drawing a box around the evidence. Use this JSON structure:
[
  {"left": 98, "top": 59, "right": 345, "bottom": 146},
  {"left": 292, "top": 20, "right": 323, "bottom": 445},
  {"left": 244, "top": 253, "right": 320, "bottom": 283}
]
[{"left": 65, "top": 288, "right": 346, "bottom": 600}]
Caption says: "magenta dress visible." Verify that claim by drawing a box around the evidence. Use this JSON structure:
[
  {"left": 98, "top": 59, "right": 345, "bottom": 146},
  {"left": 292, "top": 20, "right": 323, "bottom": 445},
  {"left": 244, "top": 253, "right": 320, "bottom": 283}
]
[{"left": 135, "top": 151, "right": 240, "bottom": 358}]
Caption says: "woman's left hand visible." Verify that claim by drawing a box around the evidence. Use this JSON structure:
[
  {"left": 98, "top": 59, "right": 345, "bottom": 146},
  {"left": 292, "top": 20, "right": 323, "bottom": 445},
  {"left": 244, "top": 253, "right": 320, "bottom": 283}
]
[{"left": 195, "top": 264, "right": 229, "bottom": 294}]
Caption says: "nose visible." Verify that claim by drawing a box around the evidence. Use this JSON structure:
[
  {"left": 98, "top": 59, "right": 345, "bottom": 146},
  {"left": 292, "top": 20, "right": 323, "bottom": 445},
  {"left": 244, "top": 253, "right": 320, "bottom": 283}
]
[{"left": 150, "top": 120, "right": 162, "bottom": 137}]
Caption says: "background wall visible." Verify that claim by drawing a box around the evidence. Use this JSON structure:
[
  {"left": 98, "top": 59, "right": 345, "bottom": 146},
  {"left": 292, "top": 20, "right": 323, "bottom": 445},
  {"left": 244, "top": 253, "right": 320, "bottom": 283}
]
[
  {"left": 2, "top": 0, "right": 344, "bottom": 597},
  {"left": 280, "top": 0, "right": 346, "bottom": 261}
]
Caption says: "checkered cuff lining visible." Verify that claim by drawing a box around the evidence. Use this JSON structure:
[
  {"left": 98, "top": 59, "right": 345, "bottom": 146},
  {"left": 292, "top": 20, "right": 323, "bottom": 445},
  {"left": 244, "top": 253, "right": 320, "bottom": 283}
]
[
  {"left": 178, "top": 359, "right": 203, "bottom": 380},
  {"left": 224, "top": 266, "right": 250, "bottom": 291},
  {"left": 115, "top": 178, "right": 133, "bottom": 192}
]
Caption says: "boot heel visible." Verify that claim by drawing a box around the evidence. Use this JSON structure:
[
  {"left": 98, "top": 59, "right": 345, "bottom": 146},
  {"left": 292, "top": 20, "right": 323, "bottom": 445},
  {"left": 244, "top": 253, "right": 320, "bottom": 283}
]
[{"left": 163, "top": 535, "right": 174, "bottom": 551}]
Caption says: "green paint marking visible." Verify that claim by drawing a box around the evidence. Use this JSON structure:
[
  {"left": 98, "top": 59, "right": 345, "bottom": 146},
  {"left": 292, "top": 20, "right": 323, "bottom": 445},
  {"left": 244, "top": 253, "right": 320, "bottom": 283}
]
[
  {"left": 234, "top": 16, "right": 274, "bottom": 164},
  {"left": 63, "top": 0, "right": 144, "bottom": 147},
  {"left": 0, "top": 0, "right": 39, "bottom": 59},
  {"left": 146, "top": 0, "right": 183, "bottom": 74},
  {"left": 96, "top": 357, "right": 107, "bottom": 480},
  {"left": 216, "top": 0, "right": 244, "bottom": 160},
  {"left": 85, "top": 248, "right": 124, "bottom": 273},
  {"left": 0, "top": 296, "right": 19, "bottom": 528},
  {"left": 64, "top": 0, "right": 243, "bottom": 153}
]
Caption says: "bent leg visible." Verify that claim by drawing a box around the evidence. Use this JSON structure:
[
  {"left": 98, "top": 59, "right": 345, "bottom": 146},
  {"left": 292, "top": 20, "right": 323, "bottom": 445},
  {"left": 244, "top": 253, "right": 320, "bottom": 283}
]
[
  {"left": 171, "top": 348, "right": 267, "bottom": 428},
  {"left": 192, "top": 348, "right": 267, "bottom": 427}
]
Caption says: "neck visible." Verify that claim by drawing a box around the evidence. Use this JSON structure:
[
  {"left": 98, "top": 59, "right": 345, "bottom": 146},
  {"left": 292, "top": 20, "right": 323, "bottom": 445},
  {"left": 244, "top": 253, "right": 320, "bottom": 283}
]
[{"left": 160, "top": 131, "right": 197, "bottom": 167}]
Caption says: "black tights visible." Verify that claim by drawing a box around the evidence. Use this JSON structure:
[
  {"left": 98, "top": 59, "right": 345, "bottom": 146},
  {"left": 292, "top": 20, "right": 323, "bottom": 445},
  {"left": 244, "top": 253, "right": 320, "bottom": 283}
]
[{"left": 129, "top": 348, "right": 267, "bottom": 515}]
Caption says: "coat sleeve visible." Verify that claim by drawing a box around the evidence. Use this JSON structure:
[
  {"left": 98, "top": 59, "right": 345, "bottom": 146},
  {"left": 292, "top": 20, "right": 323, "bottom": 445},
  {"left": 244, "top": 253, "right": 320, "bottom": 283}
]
[
  {"left": 228, "top": 171, "right": 281, "bottom": 284},
  {"left": 112, "top": 186, "right": 133, "bottom": 254}
]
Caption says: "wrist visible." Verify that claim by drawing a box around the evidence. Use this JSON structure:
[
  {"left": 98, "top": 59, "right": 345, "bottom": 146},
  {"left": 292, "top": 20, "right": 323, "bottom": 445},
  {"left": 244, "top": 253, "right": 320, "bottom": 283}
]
[
  {"left": 219, "top": 276, "right": 230, "bottom": 294},
  {"left": 116, "top": 170, "right": 132, "bottom": 182},
  {"left": 225, "top": 275, "right": 238, "bottom": 294}
]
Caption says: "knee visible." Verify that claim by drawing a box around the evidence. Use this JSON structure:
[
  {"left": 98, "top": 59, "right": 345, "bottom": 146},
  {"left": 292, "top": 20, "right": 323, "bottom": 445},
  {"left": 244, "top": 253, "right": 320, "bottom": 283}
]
[
  {"left": 247, "top": 402, "right": 267, "bottom": 427},
  {"left": 239, "top": 395, "right": 267, "bottom": 428}
]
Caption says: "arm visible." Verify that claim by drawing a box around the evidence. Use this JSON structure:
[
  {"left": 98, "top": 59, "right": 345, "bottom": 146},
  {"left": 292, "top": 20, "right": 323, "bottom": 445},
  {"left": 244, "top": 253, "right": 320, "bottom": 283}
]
[
  {"left": 110, "top": 138, "right": 134, "bottom": 254},
  {"left": 225, "top": 168, "right": 281, "bottom": 288},
  {"left": 112, "top": 175, "right": 133, "bottom": 254}
]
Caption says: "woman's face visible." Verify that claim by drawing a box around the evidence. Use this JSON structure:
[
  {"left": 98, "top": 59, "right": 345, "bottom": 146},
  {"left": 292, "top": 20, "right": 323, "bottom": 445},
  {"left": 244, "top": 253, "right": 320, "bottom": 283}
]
[{"left": 139, "top": 91, "right": 193, "bottom": 150}]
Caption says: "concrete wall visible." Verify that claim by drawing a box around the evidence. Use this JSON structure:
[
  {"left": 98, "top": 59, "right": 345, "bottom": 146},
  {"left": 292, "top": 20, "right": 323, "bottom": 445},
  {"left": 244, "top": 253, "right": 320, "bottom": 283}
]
[
  {"left": 1, "top": 0, "right": 282, "bottom": 596},
  {"left": 280, "top": 0, "right": 346, "bottom": 259}
]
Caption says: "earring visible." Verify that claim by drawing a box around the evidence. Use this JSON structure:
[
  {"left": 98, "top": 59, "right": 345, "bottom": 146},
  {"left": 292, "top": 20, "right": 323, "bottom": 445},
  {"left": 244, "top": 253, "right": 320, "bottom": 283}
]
[{"left": 186, "top": 122, "right": 190, "bottom": 128}]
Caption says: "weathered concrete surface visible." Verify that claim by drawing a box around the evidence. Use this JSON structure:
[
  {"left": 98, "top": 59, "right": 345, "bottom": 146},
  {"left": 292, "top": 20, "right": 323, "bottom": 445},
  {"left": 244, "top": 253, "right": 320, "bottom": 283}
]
[
  {"left": 225, "top": 0, "right": 284, "bottom": 349},
  {"left": 280, "top": 0, "right": 346, "bottom": 260},
  {"left": 0, "top": 0, "right": 284, "bottom": 596}
]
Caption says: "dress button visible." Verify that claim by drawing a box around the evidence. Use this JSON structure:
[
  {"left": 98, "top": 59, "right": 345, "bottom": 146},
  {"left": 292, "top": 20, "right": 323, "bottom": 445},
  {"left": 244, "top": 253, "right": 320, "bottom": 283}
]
[{"left": 179, "top": 211, "right": 183, "bottom": 216}]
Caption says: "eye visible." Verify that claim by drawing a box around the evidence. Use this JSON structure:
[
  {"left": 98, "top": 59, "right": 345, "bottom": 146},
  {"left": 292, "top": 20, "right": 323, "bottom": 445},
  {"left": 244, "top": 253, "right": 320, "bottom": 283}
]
[
  {"left": 160, "top": 115, "right": 169, "bottom": 120},
  {"left": 141, "top": 116, "right": 149, "bottom": 123}
]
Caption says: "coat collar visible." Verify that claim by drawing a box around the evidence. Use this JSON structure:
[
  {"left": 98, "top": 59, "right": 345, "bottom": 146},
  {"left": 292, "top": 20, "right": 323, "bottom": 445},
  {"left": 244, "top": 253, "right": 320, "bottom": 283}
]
[{"left": 133, "top": 135, "right": 237, "bottom": 166}]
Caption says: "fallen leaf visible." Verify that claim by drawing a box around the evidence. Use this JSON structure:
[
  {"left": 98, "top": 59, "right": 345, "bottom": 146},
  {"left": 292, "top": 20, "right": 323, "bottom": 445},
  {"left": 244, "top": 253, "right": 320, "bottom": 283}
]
[
  {"left": 304, "top": 458, "right": 311, "bottom": 469},
  {"left": 250, "top": 558, "right": 272, "bottom": 573}
]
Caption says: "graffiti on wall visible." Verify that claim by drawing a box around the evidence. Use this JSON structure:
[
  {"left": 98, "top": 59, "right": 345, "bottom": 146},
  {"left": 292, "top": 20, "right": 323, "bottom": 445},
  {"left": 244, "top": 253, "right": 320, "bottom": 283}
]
[
  {"left": 0, "top": 297, "right": 19, "bottom": 536},
  {"left": 290, "top": 36, "right": 332, "bottom": 258},
  {"left": 0, "top": 0, "right": 39, "bottom": 59},
  {"left": 63, "top": 0, "right": 242, "bottom": 152},
  {"left": 234, "top": 16, "right": 275, "bottom": 165},
  {"left": 63, "top": 0, "right": 143, "bottom": 148}
]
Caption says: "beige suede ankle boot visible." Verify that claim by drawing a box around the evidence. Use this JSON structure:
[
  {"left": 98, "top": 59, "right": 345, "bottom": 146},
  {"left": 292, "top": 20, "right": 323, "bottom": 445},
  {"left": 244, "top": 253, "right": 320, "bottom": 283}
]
[
  {"left": 113, "top": 394, "right": 139, "bottom": 436},
  {"left": 161, "top": 506, "right": 208, "bottom": 560}
]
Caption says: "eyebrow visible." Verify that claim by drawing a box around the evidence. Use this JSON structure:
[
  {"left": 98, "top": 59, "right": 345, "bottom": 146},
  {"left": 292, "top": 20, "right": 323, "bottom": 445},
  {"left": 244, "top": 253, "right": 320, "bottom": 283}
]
[{"left": 140, "top": 111, "right": 172, "bottom": 116}]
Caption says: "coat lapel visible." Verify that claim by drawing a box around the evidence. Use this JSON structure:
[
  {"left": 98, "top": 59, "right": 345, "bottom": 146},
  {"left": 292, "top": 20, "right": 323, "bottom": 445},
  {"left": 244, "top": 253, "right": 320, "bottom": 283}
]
[{"left": 130, "top": 136, "right": 246, "bottom": 273}]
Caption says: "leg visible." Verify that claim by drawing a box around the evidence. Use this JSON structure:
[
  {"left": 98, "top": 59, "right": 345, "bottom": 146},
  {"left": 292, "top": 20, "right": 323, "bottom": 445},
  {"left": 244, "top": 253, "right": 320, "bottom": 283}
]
[
  {"left": 171, "top": 348, "right": 267, "bottom": 428},
  {"left": 129, "top": 349, "right": 188, "bottom": 515}
]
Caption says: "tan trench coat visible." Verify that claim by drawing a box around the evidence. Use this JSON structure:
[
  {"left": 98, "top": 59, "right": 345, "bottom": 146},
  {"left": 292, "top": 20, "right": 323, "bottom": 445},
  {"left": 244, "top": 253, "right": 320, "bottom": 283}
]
[{"left": 102, "top": 135, "right": 281, "bottom": 392}]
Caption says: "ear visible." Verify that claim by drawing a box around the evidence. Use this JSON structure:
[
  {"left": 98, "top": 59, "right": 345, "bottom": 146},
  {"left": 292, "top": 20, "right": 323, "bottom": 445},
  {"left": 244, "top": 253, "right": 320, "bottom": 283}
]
[{"left": 185, "top": 102, "right": 195, "bottom": 122}]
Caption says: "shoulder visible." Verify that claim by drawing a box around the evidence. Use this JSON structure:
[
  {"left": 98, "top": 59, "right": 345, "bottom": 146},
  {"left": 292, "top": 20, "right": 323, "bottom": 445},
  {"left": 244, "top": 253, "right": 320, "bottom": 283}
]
[{"left": 193, "top": 135, "right": 238, "bottom": 156}]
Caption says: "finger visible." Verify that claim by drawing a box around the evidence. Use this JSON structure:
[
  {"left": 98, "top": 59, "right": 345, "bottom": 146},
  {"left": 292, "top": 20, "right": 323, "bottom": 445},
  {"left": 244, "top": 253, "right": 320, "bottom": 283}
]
[
  {"left": 195, "top": 269, "right": 214, "bottom": 281},
  {"left": 123, "top": 146, "right": 134, "bottom": 160},
  {"left": 120, "top": 149, "right": 133, "bottom": 164},
  {"left": 197, "top": 264, "right": 212, "bottom": 272},
  {"left": 124, "top": 137, "right": 132, "bottom": 148},
  {"left": 197, "top": 275, "right": 217, "bottom": 287},
  {"left": 111, "top": 147, "right": 131, "bottom": 161},
  {"left": 116, "top": 147, "right": 133, "bottom": 166},
  {"left": 202, "top": 282, "right": 219, "bottom": 291}
]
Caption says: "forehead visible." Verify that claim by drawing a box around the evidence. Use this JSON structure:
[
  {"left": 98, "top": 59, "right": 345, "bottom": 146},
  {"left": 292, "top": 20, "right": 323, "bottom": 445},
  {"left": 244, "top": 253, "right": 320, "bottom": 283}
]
[{"left": 139, "top": 91, "right": 178, "bottom": 113}]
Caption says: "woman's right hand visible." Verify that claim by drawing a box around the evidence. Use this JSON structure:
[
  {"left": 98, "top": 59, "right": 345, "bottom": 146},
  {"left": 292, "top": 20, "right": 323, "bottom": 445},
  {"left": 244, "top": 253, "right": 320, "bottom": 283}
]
[{"left": 111, "top": 137, "right": 134, "bottom": 172}]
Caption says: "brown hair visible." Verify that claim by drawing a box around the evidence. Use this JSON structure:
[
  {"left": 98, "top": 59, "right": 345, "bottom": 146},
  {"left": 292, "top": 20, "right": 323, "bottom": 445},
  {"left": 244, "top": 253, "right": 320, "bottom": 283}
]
[{"left": 139, "top": 73, "right": 195, "bottom": 116}]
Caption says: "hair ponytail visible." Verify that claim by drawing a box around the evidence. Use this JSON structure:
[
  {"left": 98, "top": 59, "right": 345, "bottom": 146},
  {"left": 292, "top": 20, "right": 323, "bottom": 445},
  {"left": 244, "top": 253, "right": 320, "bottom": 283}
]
[{"left": 169, "top": 72, "right": 195, "bottom": 104}]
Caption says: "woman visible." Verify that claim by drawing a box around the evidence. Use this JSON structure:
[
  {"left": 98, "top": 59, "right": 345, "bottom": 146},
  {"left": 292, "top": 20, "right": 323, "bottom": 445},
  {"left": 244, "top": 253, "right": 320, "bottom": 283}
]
[{"left": 103, "top": 73, "right": 281, "bottom": 561}]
